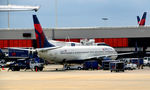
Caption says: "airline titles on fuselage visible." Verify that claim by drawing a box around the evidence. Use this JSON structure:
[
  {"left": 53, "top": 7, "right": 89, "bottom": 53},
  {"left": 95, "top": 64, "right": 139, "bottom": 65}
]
[{"left": 60, "top": 48, "right": 114, "bottom": 55}]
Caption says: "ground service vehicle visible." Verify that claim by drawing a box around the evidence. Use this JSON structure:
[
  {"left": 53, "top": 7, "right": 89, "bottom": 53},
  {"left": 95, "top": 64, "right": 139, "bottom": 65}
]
[
  {"left": 143, "top": 57, "right": 150, "bottom": 66},
  {"left": 65, "top": 64, "right": 83, "bottom": 70},
  {"left": 29, "top": 58, "right": 44, "bottom": 71},
  {"left": 8, "top": 58, "right": 44, "bottom": 71},
  {"left": 125, "top": 63, "right": 137, "bottom": 70},
  {"left": 0, "top": 60, "right": 5, "bottom": 68},
  {"left": 102, "top": 60, "right": 119, "bottom": 70}
]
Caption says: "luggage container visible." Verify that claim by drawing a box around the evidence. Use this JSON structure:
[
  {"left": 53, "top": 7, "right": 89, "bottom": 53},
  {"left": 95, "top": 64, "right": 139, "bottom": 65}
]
[
  {"left": 102, "top": 60, "right": 118, "bottom": 70},
  {"left": 130, "top": 58, "right": 143, "bottom": 69},
  {"left": 83, "top": 60, "right": 98, "bottom": 70},
  {"left": 110, "top": 62, "right": 125, "bottom": 72},
  {"left": 130, "top": 58, "right": 143, "bottom": 65}
]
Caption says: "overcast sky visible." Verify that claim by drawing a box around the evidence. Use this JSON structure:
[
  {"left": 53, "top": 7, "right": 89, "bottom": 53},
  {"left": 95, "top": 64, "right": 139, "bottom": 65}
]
[{"left": 0, "top": 0, "right": 150, "bottom": 28}]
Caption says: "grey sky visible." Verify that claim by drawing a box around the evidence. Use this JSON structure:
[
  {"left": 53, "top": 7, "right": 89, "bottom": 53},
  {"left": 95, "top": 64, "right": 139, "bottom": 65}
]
[{"left": 0, "top": 0, "right": 150, "bottom": 28}]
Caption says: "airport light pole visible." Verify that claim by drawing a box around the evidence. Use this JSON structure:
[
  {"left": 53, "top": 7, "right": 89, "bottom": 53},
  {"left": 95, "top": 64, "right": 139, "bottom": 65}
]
[
  {"left": 1, "top": 1, "right": 40, "bottom": 29},
  {"left": 55, "top": 0, "right": 58, "bottom": 28},
  {"left": 7, "top": 0, "right": 10, "bottom": 29}
]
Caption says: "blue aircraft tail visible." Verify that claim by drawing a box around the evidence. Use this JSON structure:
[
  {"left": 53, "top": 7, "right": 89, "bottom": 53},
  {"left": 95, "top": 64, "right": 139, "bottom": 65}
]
[
  {"left": 137, "top": 16, "right": 140, "bottom": 24},
  {"left": 137, "top": 12, "right": 147, "bottom": 26},
  {"left": 33, "top": 15, "right": 55, "bottom": 48}
]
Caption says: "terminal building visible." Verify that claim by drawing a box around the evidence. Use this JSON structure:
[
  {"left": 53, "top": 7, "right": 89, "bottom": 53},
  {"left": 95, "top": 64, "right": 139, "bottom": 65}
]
[{"left": 0, "top": 26, "right": 150, "bottom": 57}]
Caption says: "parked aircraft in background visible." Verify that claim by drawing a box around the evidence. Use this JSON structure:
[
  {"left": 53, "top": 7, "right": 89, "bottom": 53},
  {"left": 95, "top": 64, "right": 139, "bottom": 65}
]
[
  {"left": 0, "top": 5, "right": 39, "bottom": 12},
  {"left": 49, "top": 39, "right": 105, "bottom": 47},
  {"left": 48, "top": 40, "right": 81, "bottom": 47},
  {"left": 137, "top": 12, "right": 147, "bottom": 26}
]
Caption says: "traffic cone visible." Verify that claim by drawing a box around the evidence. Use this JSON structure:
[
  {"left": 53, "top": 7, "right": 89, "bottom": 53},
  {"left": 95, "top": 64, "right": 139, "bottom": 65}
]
[
  {"left": 2, "top": 66, "right": 5, "bottom": 70},
  {"left": 36, "top": 67, "right": 37, "bottom": 72}
]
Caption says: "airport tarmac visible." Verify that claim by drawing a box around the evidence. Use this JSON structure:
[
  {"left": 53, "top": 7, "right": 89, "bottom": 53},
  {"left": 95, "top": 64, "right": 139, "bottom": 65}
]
[{"left": 0, "top": 65, "right": 150, "bottom": 90}]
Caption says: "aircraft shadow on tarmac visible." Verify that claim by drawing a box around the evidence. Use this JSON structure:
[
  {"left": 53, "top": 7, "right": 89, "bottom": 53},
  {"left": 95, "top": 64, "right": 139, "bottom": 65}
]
[{"left": 9, "top": 69, "right": 70, "bottom": 72}]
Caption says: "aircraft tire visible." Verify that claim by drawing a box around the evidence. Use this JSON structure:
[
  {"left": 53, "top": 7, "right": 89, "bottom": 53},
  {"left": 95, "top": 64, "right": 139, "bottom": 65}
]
[
  {"left": 39, "top": 67, "right": 43, "bottom": 71},
  {"left": 15, "top": 67, "right": 20, "bottom": 71},
  {"left": 11, "top": 67, "right": 15, "bottom": 71},
  {"left": 11, "top": 67, "right": 20, "bottom": 71},
  {"left": 78, "top": 67, "right": 82, "bottom": 70},
  {"left": 67, "top": 67, "right": 70, "bottom": 70}
]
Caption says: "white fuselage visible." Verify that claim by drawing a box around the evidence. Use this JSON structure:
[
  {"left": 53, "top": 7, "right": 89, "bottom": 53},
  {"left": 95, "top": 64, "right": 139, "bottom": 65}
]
[{"left": 37, "top": 46, "right": 118, "bottom": 63}]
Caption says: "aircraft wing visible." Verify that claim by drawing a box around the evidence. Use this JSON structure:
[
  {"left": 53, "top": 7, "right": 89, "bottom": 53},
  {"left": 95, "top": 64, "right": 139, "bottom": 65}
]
[
  {"left": 116, "top": 52, "right": 134, "bottom": 56},
  {"left": 36, "top": 46, "right": 62, "bottom": 52},
  {"left": 7, "top": 46, "right": 62, "bottom": 52},
  {"left": 85, "top": 52, "right": 134, "bottom": 60}
]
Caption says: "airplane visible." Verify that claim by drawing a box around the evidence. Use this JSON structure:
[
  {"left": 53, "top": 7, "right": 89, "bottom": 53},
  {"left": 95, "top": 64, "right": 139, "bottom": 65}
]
[
  {"left": 32, "top": 15, "right": 133, "bottom": 64},
  {"left": 9, "top": 15, "right": 133, "bottom": 65},
  {"left": 137, "top": 12, "right": 147, "bottom": 26},
  {"left": 0, "top": 5, "right": 40, "bottom": 12}
]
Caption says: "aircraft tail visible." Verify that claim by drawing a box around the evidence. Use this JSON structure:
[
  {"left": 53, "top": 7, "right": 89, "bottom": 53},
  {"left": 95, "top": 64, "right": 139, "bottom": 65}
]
[
  {"left": 137, "top": 16, "right": 140, "bottom": 24},
  {"left": 139, "top": 12, "right": 147, "bottom": 26},
  {"left": 33, "top": 15, "right": 55, "bottom": 48}
]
